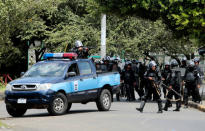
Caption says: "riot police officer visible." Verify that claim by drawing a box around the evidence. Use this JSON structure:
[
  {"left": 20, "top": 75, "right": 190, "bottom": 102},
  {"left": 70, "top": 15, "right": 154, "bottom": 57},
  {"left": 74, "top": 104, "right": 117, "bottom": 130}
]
[
  {"left": 194, "top": 57, "right": 204, "bottom": 85},
  {"left": 121, "top": 62, "right": 136, "bottom": 101},
  {"left": 132, "top": 60, "right": 144, "bottom": 100},
  {"left": 161, "top": 62, "right": 172, "bottom": 98},
  {"left": 163, "top": 59, "right": 182, "bottom": 111},
  {"left": 184, "top": 61, "right": 201, "bottom": 107},
  {"left": 72, "top": 40, "right": 89, "bottom": 59},
  {"left": 101, "top": 56, "right": 112, "bottom": 72},
  {"left": 136, "top": 61, "right": 163, "bottom": 113},
  {"left": 138, "top": 62, "right": 146, "bottom": 100},
  {"left": 111, "top": 61, "right": 122, "bottom": 101},
  {"left": 180, "top": 57, "right": 187, "bottom": 68}
]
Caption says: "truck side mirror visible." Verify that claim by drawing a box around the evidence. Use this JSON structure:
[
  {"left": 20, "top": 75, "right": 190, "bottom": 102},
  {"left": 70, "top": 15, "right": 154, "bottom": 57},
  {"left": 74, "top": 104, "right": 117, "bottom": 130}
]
[
  {"left": 21, "top": 72, "right": 25, "bottom": 76},
  {"left": 66, "top": 72, "right": 76, "bottom": 78}
]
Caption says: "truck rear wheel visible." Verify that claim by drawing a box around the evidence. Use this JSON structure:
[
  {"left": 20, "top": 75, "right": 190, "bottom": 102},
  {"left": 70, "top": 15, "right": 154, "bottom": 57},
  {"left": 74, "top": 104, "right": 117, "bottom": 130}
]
[
  {"left": 96, "top": 89, "right": 111, "bottom": 111},
  {"left": 47, "top": 92, "right": 68, "bottom": 116},
  {"left": 6, "top": 105, "right": 27, "bottom": 117}
]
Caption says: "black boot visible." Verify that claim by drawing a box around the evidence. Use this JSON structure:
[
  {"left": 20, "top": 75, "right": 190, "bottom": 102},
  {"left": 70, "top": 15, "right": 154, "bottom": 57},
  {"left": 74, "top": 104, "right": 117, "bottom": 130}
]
[
  {"left": 163, "top": 101, "right": 170, "bottom": 111},
  {"left": 136, "top": 101, "right": 146, "bottom": 113},
  {"left": 157, "top": 101, "right": 163, "bottom": 113},
  {"left": 173, "top": 101, "right": 181, "bottom": 111}
]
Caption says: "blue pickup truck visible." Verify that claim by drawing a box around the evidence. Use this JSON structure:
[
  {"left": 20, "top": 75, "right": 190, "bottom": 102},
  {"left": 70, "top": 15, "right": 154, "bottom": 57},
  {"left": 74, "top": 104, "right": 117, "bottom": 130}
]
[{"left": 5, "top": 53, "right": 120, "bottom": 117}]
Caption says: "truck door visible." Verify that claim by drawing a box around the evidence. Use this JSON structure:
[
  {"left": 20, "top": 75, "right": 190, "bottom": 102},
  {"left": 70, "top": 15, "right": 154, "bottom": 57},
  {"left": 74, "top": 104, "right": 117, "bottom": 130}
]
[
  {"left": 77, "top": 61, "right": 98, "bottom": 99},
  {"left": 66, "top": 63, "right": 86, "bottom": 102}
]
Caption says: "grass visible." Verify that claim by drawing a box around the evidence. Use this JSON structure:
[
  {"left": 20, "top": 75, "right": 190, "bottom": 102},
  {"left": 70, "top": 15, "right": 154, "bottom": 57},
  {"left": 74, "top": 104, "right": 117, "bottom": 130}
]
[
  {"left": 0, "top": 84, "right": 5, "bottom": 93},
  {"left": 0, "top": 121, "right": 9, "bottom": 129}
]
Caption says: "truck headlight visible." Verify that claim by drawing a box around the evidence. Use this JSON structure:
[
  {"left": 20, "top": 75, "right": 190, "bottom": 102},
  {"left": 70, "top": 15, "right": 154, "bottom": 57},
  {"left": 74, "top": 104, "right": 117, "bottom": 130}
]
[
  {"left": 37, "top": 84, "right": 52, "bottom": 91},
  {"left": 6, "top": 84, "right": 12, "bottom": 91}
]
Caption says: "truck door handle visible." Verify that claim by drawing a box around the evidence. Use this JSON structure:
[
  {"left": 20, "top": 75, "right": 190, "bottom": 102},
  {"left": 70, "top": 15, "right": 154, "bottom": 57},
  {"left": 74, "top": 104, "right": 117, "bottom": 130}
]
[{"left": 80, "top": 79, "right": 83, "bottom": 81}]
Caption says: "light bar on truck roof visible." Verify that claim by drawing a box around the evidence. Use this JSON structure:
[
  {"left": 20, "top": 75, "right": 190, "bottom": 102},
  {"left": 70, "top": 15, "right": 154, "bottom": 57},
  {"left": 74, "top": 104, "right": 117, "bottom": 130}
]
[{"left": 43, "top": 53, "right": 78, "bottom": 60}]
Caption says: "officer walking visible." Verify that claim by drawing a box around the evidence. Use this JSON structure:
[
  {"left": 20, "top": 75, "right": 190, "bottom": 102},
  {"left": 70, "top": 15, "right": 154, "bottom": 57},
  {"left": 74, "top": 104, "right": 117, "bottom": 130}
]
[
  {"left": 184, "top": 61, "right": 201, "bottom": 107},
  {"left": 161, "top": 62, "right": 172, "bottom": 98},
  {"left": 163, "top": 59, "right": 182, "bottom": 111},
  {"left": 121, "top": 62, "right": 136, "bottom": 101},
  {"left": 136, "top": 61, "right": 163, "bottom": 113}
]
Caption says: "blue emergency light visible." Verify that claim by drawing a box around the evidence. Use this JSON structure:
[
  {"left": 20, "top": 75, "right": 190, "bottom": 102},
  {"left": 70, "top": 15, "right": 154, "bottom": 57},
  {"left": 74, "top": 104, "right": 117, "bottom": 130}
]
[{"left": 43, "top": 53, "right": 78, "bottom": 60}]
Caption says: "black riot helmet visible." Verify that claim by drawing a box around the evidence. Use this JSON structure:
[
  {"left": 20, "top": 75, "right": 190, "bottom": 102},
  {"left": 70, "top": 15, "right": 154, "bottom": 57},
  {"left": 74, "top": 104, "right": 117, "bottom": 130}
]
[
  {"left": 170, "top": 59, "right": 178, "bottom": 68},
  {"left": 194, "top": 57, "right": 200, "bottom": 63},
  {"left": 149, "top": 61, "right": 157, "bottom": 69},
  {"left": 188, "top": 60, "right": 195, "bottom": 68},
  {"left": 75, "top": 40, "right": 83, "bottom": 48}
]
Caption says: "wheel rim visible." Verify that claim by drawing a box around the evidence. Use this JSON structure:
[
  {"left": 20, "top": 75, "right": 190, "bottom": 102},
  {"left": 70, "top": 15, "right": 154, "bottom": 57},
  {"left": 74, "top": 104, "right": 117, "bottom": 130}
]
[
  {"left": 53, "top": 98, "right": 64, "bottom": 112},
  {"left": 102, "top": 93, "right": 110, "bottom": 108}
]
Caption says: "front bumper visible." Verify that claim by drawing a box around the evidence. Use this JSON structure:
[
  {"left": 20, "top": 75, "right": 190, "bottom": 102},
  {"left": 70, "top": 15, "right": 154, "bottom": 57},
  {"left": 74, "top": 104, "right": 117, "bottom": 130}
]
[{"left": 5, "top": 90, "right": 56, "bottom": 109}]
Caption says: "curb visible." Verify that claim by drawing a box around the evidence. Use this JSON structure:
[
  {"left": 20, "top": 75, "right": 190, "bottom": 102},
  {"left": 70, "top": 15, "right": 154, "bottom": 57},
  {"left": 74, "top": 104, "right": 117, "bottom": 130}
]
[{"left": 188, "top": 102, "right": 205, "bottom": 112}]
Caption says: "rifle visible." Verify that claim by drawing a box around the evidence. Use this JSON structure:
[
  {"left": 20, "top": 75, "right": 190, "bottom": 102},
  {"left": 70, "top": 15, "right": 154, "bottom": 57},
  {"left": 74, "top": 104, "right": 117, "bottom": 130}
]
[
  {"left": 151, "top": 80, "right": 161, "bottom": 97},
  {"left": 161, "top": 83, "right": 182, "bottom": 98}
]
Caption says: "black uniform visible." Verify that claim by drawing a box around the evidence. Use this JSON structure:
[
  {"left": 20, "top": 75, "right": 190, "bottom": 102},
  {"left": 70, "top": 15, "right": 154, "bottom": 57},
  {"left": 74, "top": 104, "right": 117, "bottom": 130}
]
[
  {"left": 138, "top": 63, "right": 146, "bottom": 99},
  {"left": 121, "top": 66, "right": 136, "bottom": 101},
  {"left": 164, "top": 69, "right": 182, "bottom": 111},
  {"left": 111, "top": 62, "right": 122, "bottom": 101},
  {"left": 71, "top": 47, "right": 89, "bottom": 59},
  {"left": 132, "top": 62, "right": 144, "bottom": 100},
  {"left": 136, "top": 67, "right": 163, "bottom": 113},
  {"left": 195, "top": 65, "right": 204, "bottom": 85},
  {"left": 161, "top": 68, "right": 171, "bottom": 98},
  {"left": 184, "top": 66, "right": 201, "bottom": 106}
]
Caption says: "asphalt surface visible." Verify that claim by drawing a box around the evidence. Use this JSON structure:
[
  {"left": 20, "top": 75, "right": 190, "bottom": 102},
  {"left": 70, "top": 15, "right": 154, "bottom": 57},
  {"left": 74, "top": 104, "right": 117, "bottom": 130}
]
[{"left": 0, "top": 99, "right": 205, "bottom": 131}]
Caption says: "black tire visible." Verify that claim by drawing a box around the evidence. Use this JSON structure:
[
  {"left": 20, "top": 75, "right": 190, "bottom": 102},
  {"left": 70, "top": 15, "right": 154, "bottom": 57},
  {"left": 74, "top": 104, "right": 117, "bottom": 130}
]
[
  {"left": 67, "top": 103, "right": 72, "bottom": 112},
  {"left": 47, "top": 92, "right": 68, "bottom": 116},
  {"left": 96, "top": 89, "right": 112, "bottom": 111},
  {"left": 6, "top": 105, "right": 27, "bottom": 117}
]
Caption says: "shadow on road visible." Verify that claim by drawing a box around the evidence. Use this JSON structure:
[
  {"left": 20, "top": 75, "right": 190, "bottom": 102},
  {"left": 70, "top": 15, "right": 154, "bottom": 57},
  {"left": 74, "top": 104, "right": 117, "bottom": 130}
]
[{"left": 0, "top": 109, "right": 117, "bottom": 120}]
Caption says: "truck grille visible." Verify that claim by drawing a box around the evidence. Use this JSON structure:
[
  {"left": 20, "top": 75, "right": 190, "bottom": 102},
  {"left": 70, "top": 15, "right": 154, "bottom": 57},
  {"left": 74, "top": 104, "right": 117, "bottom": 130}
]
[{"left": 12, "top": 85, "right": 37, "bottom": 91}]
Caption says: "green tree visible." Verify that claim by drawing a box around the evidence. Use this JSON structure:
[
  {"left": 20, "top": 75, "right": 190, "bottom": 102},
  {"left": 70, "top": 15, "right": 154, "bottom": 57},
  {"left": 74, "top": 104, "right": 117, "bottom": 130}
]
[{"left": 96, "top": 0, "right": 205, "bottom": 45}]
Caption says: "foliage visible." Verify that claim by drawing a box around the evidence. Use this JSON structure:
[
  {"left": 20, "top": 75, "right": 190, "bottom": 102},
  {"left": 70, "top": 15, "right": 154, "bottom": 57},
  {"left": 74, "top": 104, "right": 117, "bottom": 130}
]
[
  {"left": 0, "top": 0, "right": 201, "bottom": 76},
  {"left": 96, "top": 0, "right": 205, "bottom": 45}
]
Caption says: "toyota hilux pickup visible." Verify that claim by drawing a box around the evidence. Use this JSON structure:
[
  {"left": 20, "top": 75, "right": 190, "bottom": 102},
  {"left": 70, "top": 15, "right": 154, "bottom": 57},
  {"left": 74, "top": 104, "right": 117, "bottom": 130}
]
[{"left": 5, "top": 53, "right": 120, "bottom": 116}]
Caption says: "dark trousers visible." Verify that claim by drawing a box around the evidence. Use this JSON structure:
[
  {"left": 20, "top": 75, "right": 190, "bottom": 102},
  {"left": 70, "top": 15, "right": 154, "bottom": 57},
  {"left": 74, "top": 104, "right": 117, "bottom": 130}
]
[
  {"left": 134, "top": 80, "right": 144, "bottom": 99},
  {"left": 184, "top": 83, "right": 201, "bottom": 105},
  {"left": 140, "top": 86, "right": 162, "bottom": 111},
  {"left": 165, "top": 88, "right": 181, "bottom": 110},
  {"left": 125, "top": 84, "right": 135, "bottom": 101}
]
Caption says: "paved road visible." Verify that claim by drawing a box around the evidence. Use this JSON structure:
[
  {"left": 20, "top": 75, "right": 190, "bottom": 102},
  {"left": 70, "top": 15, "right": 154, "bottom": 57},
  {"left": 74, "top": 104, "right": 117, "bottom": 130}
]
[{"left": 0, "top": 100, "right": 205, "bottom": 131}]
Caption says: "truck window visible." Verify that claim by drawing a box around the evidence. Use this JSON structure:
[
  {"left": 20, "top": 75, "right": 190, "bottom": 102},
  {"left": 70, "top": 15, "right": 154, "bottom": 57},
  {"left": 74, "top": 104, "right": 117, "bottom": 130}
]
[
  {"left": 67, "top": 63, "right": 80, "bottom": 76},
  {"left": 78, "top": 62, "right": 92, "bottom": 75}
]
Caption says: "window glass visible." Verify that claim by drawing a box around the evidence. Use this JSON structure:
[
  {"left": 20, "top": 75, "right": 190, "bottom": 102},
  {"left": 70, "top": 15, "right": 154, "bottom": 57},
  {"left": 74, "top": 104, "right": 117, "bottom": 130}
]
[
  {"left": 67, "top": 63, "right": 79, "bottom": 76},
  {"left": 78, "top": 62, "right": 92, "bottom": 75},
  {"left": 23, "top": 62, "right": 67, "bottom": 77}
]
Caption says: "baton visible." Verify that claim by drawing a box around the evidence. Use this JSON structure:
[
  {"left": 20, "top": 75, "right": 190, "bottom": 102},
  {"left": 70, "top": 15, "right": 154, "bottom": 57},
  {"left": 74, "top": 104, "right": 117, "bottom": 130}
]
[{"left": 161, "top": 83, "right": 182, "bottom": 98}]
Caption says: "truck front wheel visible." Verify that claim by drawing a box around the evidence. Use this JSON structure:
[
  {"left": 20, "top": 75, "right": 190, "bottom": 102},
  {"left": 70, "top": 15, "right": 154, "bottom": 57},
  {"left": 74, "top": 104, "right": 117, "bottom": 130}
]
[
  {"left": 96, "top": 89, "right": 111, "bottom": 111},
  {"left": 47, "top": 92, "right": 68, "bottom": 115},
  {"left": 6, "top": 105, "right": 27, "bottom": 117}
]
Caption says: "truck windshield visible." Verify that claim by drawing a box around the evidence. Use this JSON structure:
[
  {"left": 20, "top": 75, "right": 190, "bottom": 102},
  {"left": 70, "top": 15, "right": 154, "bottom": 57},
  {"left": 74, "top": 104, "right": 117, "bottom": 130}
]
[{"left": 23, "top": 63, "right": 67, "bottom": 77}]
